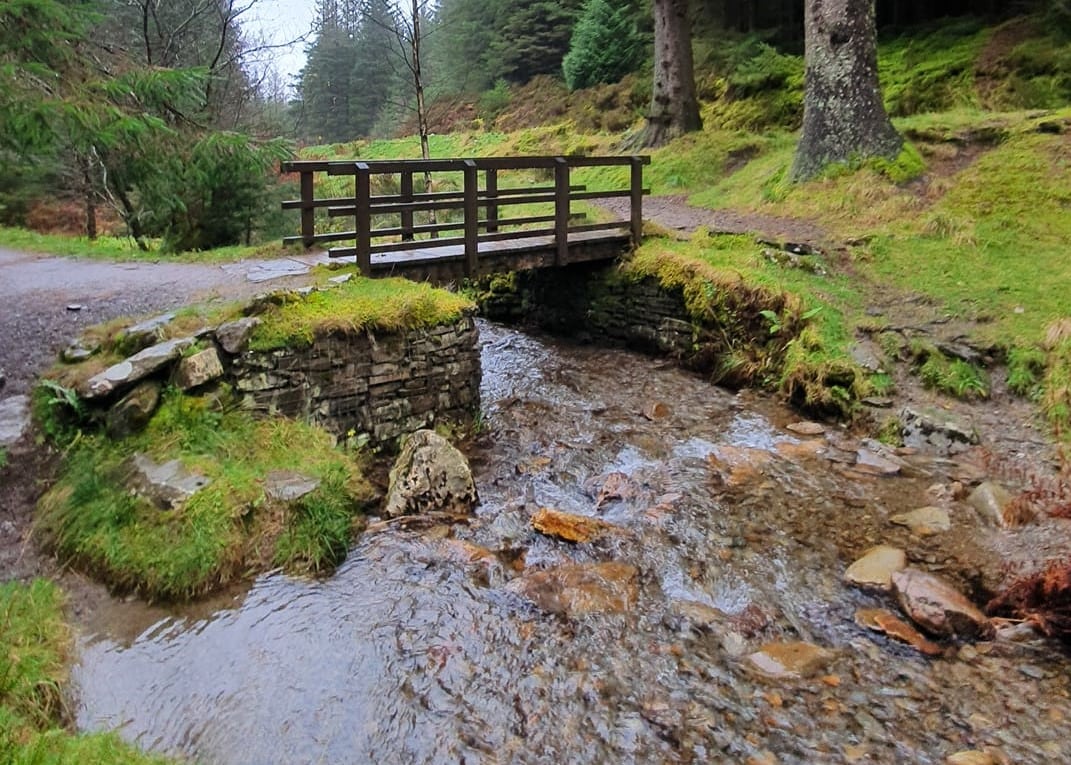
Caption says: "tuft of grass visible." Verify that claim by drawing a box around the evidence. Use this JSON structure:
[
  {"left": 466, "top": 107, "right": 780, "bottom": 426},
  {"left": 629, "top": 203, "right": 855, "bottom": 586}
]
[
  {"left": 1008, "top": 346, "right": 1047, "bottom": 398},
  {"left": 248, "top": 276, "right": 474, "bottom": 351},
  {"left": 0, "top": 580, "right": 172, "bottom": 764},
  {"left": 913, "top": 343, "right": 990, "bottom": 399},
  {"left": 36, "top": 391, "right": 376, "bottom": 600}
]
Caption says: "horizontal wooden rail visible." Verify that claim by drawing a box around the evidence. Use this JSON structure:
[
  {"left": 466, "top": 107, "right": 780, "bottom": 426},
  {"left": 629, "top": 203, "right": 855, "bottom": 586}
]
[{"left": 282, "top": 154, "right": 650, "bottom": 279}]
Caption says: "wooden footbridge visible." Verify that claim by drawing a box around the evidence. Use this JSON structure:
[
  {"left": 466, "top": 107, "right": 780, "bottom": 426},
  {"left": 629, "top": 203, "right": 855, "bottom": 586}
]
[{"left": 282, "top": 155, "right": 649, "bottom": 282}]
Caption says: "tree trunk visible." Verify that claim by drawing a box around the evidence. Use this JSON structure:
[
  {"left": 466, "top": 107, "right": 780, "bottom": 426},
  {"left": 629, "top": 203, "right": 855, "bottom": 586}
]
[
  {"left": 636, "top": 0, "right": 701, "bottom": 148},
  {"left": 409, "top": 0, "right": 436, "bottom": 231},
  {"left": 791, "top": 0, "right": 902, "bottom": 182}
]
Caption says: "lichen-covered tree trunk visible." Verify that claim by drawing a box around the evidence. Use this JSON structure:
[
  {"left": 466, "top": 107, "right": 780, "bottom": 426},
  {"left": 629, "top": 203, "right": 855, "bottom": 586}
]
[
  {"left": 637, "top": 0, "right": 701, "bottom": 148},
  {"left": 791, "top": 0, "right": 903, "bottom": 181}
]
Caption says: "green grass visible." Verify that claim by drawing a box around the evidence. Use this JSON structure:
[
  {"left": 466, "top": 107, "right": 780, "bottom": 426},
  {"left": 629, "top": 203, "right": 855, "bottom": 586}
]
[
  {"left": 0, "top": 226, "right": 299, "bottom": 264},
  {"left": 36, "top": 390, "right": 376, "bottom": 600},
  {"left": 248, "top": 274, "right": 474, "bottom": 351},
  {"left": 0, "top": 580, "right": 172, "bottom": 764}
]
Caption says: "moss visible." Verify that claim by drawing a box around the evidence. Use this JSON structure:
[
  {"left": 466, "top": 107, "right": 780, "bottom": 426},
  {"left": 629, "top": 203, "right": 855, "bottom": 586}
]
[
  {"left": 0, "top": 580, "right": 172, "bottom": 764},
  {"left": 249, "top": 276, "right": 474, "bottom": 351},
  {"left": 36, "top": 390, "right": 375, "bottom": 600}
]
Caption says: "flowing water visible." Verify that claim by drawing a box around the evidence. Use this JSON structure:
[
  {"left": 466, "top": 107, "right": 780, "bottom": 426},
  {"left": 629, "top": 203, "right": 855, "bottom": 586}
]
[{"left": 72, "top": 323, "right": 1071, "bottom": 764}]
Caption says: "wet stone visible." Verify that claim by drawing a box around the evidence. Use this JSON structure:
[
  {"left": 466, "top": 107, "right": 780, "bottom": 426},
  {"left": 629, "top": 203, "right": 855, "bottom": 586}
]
[
  {"left": 505, "top": 561, "right": 639, "bottom": 617},
  {"left": 0, "top": 395, "right": 31, "bottom": 447},
  {"left": 853, "top": 448, "right": 902, "bottom": 476},
  {"left": 531, "top": 507, "right": 615, "bottom": 543},
  {"left": 786, "top": 421, "right": 826, "bottom": 436},
  {"left": 890, "top": 506, "right": 952, "bottom": 536},
  {"left": 745, "top": 641, "right": 835, "bottom": 680},
  {"left": 383, "top": 429, "right": 477, "bottom": 518},
  {"left": 264, "top": 470, "right": 321, "bottom": 503},
  {"left": 900, "top": 406, "right": 978, "bottom": 456},
  {"left": 127, "top": 452, "right": 211, "bottom": 510},
  {"left": 844, "top": 545, "right": 907, "bottom": 591},
  {"left": 855, "top": 608, "right": 943, "bottom": 656},
  {"left": 946, "top": 751, "right": 997, "bottom": 765},
  {"left": 892, "top": 569, "right": 993, "bottom": 639}
]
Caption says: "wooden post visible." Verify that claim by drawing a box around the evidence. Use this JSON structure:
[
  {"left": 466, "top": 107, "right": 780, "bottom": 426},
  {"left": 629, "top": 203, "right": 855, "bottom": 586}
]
[
  {"left": 485, "top": 168, "right": 499, "bottom": 233},
  {"left": 630, "top": 156, "right": 644, "bottom": 247},
  {"left": 400, "top": 171, "right": 414, "bottom": 241},
  {"left": 300, "top": 171, "right": 315, "bottom": 248},
  {"left": 554, "top": 157, "right": 569, "bottom": 267},
  {"left": 463, "top": 160, "right": 479, "bottom": 277},
  {"left": 355, "top": 163, "right": 371, "bottom": 276}
]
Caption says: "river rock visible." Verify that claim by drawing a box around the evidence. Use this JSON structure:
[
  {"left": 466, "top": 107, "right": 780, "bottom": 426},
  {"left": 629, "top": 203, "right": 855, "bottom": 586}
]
[
  {"left": 890, "top": 506, "right": 951, "bottom": 536},
  {"left": 946, "top": 751, "right": 997, "bottom": 765},
  {"left": 215, "top": 316, "right": 261, "bottom": 355},
  {"left": 0, "top": 395, "right": 31, "bottom": 447},
  {"left": 119, "top": 312, "right": 177, "bottom": 352},
  {"left": 891, "top": 569, "right": 993, "bottom": 639},
  {"left": 853, "top": 448, "right": 902, "bottom": 476},
  {"left": 127, "top": 452, "right": 211, "bottom": 510},
  {"left": 844, "top": 545, "right": 907, "bottom": 591},
  {"left": 745, "top": 641, "right": 835, "bottom": 679},
  {"left": 174, "top": 348, "right": 224, "bottom": 391},
  {"left": 264, "top": 470, "right": 321, "bottom": 502},
  {"left": 531, "top": 508, "right": 614, "bottom": 543},
  {"left": 505, "top": 561, "right": 638, "bottom": 616},
  {"left": 900, "top": 406, "right": 978, "bottom": 456},
  {"left": 967, "top": 481, "right": 1031, "bottom": 528},
  {"left": 786, "top": 421, "right": 826, "bottom": 436},
  {"left": 854, "top": 608, "right": 943, "bottom": 656},
  {"left": 81, "top": 336, "right": 197, "bottom": 399},
  {"left": 105, "top": 381, "right": 161, "bottom": 439},
  {"left": 383, "top": 429, "right": 477, "bottom": 518}
]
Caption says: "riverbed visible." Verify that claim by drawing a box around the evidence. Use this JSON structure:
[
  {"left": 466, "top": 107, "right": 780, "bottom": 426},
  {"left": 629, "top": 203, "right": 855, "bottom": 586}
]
[{"left": 71, "top": 322, "right": 1071, "bottom": 764}]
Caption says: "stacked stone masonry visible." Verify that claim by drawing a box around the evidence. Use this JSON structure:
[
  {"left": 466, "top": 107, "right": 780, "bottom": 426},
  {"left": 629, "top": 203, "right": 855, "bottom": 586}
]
[{"left": 230, "top": 316, "right": 481, "bottom": 444}]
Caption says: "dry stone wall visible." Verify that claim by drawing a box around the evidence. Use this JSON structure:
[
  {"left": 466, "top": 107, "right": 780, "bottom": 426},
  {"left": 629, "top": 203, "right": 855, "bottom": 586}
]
[{"left": 230, "top": 317, "right": 480, "bottom": 445}]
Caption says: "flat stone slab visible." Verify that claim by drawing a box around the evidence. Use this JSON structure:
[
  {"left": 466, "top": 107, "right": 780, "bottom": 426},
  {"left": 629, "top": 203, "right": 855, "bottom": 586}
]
[
  {"left": 82, "top": 336, "right": 197, "bottom": 399},
  {"left": 844, "top": 545, "right": 907, "bottom": 591},
  {"left": 128, "top": 452, "right": 211, "bottom": 510},
  {"left": 264, "top": 470, "right": 321, "bottom": 502},
  {"left": 745, "top": 642, "right": 835, "bottom": 679},
  {"left": 214, "top": 316, "right": 261, "bottom": 355},
  {"left": 890, "top": 506, "right": 952, "bottom": 536},
  {"left": 0, "top": 395, "right": 31, "bottom": 446}
]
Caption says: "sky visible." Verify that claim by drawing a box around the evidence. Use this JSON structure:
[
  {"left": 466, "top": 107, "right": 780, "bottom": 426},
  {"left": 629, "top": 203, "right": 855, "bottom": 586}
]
[{"left": 242, "top": 0, "right": 316, "bottom": 86}]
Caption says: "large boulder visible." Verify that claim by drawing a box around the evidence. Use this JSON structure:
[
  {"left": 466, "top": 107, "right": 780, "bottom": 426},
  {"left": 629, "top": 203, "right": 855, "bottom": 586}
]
[{"left": 383, "top": 429, "right": 477, "bottom": 518}]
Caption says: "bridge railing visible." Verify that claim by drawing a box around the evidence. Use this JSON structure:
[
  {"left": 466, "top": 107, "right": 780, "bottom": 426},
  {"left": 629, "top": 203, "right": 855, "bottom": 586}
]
[{"left": 281, "top": 155, "right": 650, "bottom": 276}]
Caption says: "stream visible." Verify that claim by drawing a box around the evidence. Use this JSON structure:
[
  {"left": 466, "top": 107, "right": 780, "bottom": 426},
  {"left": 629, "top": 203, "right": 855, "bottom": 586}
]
[{"left": 71, "top": 322, "right": 1071, "bottom": 764}]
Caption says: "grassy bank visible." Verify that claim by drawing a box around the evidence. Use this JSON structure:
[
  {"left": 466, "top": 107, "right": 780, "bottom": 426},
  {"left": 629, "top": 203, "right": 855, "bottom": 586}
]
[{"left": 0, "top": 580, "right": 171, "bottom": 764}]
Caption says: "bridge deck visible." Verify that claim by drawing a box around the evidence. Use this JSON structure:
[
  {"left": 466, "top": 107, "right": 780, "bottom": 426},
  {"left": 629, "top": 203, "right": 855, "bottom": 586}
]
[{"left": 282, "top": 155, "right": 648, "bottom": 283}]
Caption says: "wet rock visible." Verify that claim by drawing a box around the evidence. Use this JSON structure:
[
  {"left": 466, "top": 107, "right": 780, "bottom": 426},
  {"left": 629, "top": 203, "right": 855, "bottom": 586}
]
[
  {"left": 127, "top": 452, "right": 211, "bottom": 510},
  {"left": 774, "top": 439, "right": 824, "bottom": 459},
  {"left": 81, "top": 337, "right": 197, "bottom": 399},
  {"left": 105, "top": 381, "right": 161, "bottom": 439},
  {"left": 745, "top": 641, "right": 835, "bottom": 679},
  {"left": 642, "top": 401, "right": 670, "bottom": 420},
  {"left": 853, "top": 448, "right": 902, "bottom": 476},
  {"left": 900, "top": 406, "right": 978, "bottom": 456},
  {"left": 786, "top": 421, "right": 826, "bottom": 436},
  {"left": 174, "top": 348, "right": 224, "bottom": 391},
  {"left": 709, "top": 445, "right": 773, "bottom": 487},
  {"left": 854, "top": 608, "right": 943, "bottom": 656},
  {"left": 890, "top": 506, "right": 951, "bottom": 536},
  {"left": 505, "top": 562, "right": 638, "bottom": 616},
  {"left": 214, "top": 316, "right": 261, "bottom": 355},
  {"left": 892, "top": 569, "right": 994, "bottom": 639},
  {"left": 531, "top": 508, "right": 614, "bottom": 543},
  {"left": 0, "top": 395, "right": 31, "bottom": 447},
  {"left": 119, "top": 312, "right": 177, "bottom": 352},
  {"left": 844, "top": 545, "right": 907, "bottom": 591},
  {"left": 946, "top": 751, "right": 997, "bottom": 765},
  {"left": 264, "top": 470, "right": 320, "bottom": 502},
  {"left": 967, "top": 481, "right": 1032, "bottom": 528},
  {"left": 595, "top": 471, "right": 637, "bottom": 508},
  {"left": 383, "top": 429, "right": 477, "bottom": 518}
]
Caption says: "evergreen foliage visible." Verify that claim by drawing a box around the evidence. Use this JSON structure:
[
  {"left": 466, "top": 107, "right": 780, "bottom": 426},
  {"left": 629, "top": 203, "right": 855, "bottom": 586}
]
[{"left": 563, "top": 0, "right": 646, "bottom": 91}]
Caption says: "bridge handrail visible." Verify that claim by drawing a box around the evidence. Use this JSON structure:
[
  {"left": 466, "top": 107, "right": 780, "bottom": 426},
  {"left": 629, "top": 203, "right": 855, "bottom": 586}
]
[{"left": 281, "top": 154, "right": 650, "bottom": 277}]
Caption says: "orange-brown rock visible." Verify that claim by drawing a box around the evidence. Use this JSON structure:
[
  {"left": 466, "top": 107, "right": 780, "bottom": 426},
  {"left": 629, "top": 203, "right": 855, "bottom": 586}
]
[
  {"left": 892, "top": 569, "right": 994, "bottom": 639},
  {"left": 745, "top": 641, "right": 835, "bottom": 679},
  {"left": 505, "top": 562, "right": 639, "bottom": 616},
  {"left": 855, "top": 608, "right": 943, "bottom": 656},
  {"left": 532, "top": 508, "right": 615, "bottom": 543}
]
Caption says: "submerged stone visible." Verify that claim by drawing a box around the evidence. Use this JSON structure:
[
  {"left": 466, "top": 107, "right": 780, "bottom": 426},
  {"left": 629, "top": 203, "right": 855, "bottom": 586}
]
[
  {"left": 383, "top": 429, "right": 477, "bottom": 518},
  {"left": 745, "top": 641, "right": 835, "bottom": 679},
  {"left": 505, "top": 561, "right": 638, "bottom": 617},
  {"left": 531, "top": 508, "right": 615, "bottom": 543}
]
